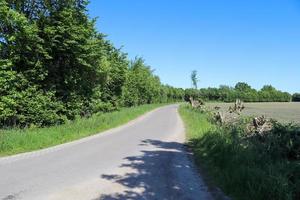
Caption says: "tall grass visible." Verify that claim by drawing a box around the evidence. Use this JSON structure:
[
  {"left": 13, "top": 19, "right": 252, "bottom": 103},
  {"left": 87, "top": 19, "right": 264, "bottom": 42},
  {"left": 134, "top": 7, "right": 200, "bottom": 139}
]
[
  {"left": 179, "top": 104, "right": 299, "bottom": 200},
  {"left": 0, "top": 104, "right": 164, "bottom": 156}
]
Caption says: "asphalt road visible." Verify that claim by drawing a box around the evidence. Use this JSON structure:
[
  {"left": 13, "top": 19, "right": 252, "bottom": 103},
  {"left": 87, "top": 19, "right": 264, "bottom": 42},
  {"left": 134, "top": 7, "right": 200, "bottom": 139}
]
[{"left": 0, "top": 105, "right": 213, "bottom": 200}]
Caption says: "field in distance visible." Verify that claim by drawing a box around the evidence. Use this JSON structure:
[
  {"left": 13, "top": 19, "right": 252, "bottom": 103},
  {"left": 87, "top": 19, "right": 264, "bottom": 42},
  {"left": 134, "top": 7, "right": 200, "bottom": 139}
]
[{"left": 206, "top": 102, "right": 300, "bottom": 123}]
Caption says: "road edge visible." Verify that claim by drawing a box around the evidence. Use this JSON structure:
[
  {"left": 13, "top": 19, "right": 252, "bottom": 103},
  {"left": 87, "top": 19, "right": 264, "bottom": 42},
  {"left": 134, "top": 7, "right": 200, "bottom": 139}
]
[
  {"left": 177, "top": 104, "right": 231, "bottom": 200},
  {"left": 0, "top": 104, "right": 175, "bottom": 163}
]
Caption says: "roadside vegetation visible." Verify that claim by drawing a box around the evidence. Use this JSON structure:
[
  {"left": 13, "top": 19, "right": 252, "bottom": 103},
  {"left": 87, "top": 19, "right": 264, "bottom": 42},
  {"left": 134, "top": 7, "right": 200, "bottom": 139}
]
[
  {"left": 179, "top": 103, "right": 300, "bottom": 200},
  {"left": 293, "top": 93, "right": 300, "bottom": 102},
  {"left": 0, "top": 0, "right": 298, "bottom": 167},
  {"left": 0, "top": 104, "right": 166, "bottom": 156},
  {"left": 0, "top": 1, "right": 295, "bottom": 130},
  {"left": 0, "top": 0, "right": 184, "bottom": 129},
  {"left": 0, "top": 0, "right": 295, "bottom": 129}
]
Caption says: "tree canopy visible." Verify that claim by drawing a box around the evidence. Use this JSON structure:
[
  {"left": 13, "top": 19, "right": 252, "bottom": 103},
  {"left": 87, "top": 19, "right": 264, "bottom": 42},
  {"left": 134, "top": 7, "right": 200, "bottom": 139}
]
[
  {"left": 191, "top": 70, "right": 198, "bottom": 89},
  {"left": 292, "top": 93, "right": 300, "bottom": 102},
  {"left": 0, "top": 0, "right": 184, "bottom": 128}
]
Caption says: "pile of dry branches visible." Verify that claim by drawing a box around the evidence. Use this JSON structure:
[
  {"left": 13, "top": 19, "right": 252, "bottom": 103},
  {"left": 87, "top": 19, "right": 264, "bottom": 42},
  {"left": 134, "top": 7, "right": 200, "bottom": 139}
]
[
  {"left": 212, "top": 99, "right": 274, "bottom": 135},
  {"left": 246, "top": 115, "right": 273, "bottom": 136}
]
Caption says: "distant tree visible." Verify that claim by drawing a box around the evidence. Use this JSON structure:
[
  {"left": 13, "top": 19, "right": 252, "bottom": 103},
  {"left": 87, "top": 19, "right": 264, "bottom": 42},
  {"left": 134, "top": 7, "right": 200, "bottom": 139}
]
[
  {"left": 191, "top": 70, "right": 199, "bottom": 89},
  {"left": 235, "top": 82, "right": 252, "bottom": 92},
  {"left": 218, "top": 85, "right": 235, "bottom": 102},
  {"left": 259, "top": 85, "right": 291, "bottom": 102},
  {"left": 292, "top": 93, "right": 300, "bottom": 102},
  {"left": 184, "top": 88, "right": 201, "bottom": 101},
  {"left": 261, "top": 85, "right": 276, "bottom": 92},
  {"left": 122, "top": 57, "right": 162, "bottom": 106}
]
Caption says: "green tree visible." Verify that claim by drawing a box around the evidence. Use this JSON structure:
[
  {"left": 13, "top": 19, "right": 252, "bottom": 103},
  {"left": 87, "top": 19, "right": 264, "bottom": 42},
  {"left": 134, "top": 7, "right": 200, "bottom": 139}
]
[
  {"left": 235, "top": 82, "right": 252, "bottom": 92},
  {"left": 122, "top": 58, "right": 161, "bottom": 106},
  {"left": 0, "top": 0, "right": 64, "bottom": 127},
  {"left": 191, "top": 70, "right": 198, "bottom": 89},
  {"left": 292, "top": 93, "right": 300, "bottom": 102}
]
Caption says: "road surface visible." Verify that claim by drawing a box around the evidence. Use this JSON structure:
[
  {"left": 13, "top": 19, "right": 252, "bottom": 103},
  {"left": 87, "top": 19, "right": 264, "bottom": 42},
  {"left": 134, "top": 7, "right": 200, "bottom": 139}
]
[{"left": 0, "top": 105, "right": 213, "bottom": 200}]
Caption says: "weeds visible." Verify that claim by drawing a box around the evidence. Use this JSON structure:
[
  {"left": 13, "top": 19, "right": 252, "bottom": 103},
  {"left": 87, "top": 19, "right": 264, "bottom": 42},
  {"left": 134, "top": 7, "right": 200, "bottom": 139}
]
[{"left": 179, "top": 104, "right": 300, "bottom": 200}]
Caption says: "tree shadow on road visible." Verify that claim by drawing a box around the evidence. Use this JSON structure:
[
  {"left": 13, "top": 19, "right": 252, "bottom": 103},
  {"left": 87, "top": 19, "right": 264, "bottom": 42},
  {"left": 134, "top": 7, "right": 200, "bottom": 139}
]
[{"left": 94, "top": 139, "right": 211, "bottom": 200}]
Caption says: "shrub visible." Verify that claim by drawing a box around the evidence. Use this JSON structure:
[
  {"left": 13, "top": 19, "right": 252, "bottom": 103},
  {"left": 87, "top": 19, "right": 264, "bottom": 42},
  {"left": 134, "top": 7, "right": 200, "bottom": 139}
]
[{"left": 292, "top": 93, "right": 300, "bottom": 102}]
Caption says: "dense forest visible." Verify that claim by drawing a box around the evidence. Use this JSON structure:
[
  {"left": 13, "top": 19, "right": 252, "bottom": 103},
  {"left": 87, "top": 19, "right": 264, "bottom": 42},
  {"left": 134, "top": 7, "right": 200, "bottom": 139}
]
[{"left": 0, "top": 0, "right": 296, "bottom": 129}]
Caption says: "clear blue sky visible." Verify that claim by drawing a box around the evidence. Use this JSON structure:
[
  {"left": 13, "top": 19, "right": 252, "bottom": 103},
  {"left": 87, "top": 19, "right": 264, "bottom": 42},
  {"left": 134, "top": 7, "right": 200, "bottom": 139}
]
[{"left": 88, "top": 0, "right": 300, "bottom": 93}]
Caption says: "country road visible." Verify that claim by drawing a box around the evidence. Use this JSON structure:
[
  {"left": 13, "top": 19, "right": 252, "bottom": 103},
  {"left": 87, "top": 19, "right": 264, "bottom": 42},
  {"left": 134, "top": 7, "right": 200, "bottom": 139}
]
[{"left": 0, "top": 105, "right": 213, "bottom": 200}]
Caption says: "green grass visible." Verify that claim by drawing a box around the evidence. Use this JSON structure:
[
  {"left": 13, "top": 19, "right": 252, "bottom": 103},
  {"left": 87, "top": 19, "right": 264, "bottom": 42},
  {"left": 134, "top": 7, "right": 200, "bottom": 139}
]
[
  {"left": 179, "top": 104, "right": 299, "bottom": 200},
  {"left": 0, "top": 104, "right": 165, "bottom": 156}
]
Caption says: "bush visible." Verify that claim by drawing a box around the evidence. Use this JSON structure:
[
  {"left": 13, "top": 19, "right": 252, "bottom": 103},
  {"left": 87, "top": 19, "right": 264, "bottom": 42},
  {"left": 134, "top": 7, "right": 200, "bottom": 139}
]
[
  {"left": 292, "top": 93, "right": 300, "bottom": 102},
  {"left": 0, "top": 87, "right": 66, "bottom": 128}
]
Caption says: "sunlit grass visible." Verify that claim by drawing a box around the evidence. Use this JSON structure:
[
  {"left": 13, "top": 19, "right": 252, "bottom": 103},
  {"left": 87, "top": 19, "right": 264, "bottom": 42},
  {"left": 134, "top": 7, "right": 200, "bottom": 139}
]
[{"left": 0, "top": 104, "right": 165, "bottom": 156}]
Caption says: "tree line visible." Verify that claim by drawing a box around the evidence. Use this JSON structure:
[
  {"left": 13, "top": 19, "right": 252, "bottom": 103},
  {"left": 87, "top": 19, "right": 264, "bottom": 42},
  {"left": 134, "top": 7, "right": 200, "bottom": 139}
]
[
  {"left": 0, "top": 1, "right": 297, "bottom": 128},
  {"left": 185, "top": 82, "right": 293, "bottom": 102},
  {"left": 0, "top": 0, "right": 184, "bottom": 128}
]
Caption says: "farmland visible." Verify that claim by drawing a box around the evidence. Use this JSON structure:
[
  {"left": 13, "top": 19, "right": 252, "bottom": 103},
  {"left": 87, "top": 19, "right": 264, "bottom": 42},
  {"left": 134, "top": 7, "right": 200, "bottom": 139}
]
[{"left": 206, "top": 102, "right": 300, "bottom": 123}]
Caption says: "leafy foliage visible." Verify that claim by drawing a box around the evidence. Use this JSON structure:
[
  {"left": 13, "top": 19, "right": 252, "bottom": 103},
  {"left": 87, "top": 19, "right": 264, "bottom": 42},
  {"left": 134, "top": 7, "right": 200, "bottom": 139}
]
[
  {"left": 186, "top": 82, "right": 291, "bottom": 102},
  {"left": 191, "top": 70, "right": 198, "bottom": 89},
  {"left": 292, "top": 93, "right": 300, "bottom": 102},
  {"left": 122, "top": 58, "right": 161, "bottom": 106},
  {"left": 0, "top": 0, "right": 184, "bottom": 128}
]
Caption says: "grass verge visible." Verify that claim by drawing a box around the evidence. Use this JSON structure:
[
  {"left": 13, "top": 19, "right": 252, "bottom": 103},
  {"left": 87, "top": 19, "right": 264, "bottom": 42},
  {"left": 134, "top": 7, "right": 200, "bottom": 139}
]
[
  {"left": 0, "top": 104, "right": 165, "bottom": 156},
  {"left": 179, "top": 104, "right": 299, "bottom": 200}
]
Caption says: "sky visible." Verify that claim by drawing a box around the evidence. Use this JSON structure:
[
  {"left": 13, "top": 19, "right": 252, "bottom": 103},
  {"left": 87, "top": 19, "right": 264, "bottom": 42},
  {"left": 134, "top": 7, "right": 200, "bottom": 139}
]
[{"left": 88, "top": 0, "right": 300, "bottom": 93}]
